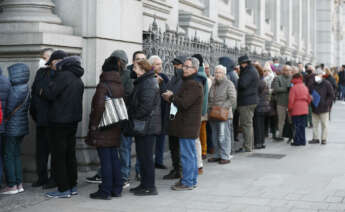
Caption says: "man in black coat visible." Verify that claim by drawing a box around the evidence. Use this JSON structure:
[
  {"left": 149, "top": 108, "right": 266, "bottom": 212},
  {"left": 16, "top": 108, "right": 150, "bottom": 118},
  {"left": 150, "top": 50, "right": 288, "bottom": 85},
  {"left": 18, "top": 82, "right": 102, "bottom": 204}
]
[
  {"left": 41, "top": 50, "right": 84, "bottom": 198},
  {"left": 30, "top": 48, "right": 57, "bottom": 189},
  {"left": 237, "top": 55, "right": 259, "bottom": 152}
]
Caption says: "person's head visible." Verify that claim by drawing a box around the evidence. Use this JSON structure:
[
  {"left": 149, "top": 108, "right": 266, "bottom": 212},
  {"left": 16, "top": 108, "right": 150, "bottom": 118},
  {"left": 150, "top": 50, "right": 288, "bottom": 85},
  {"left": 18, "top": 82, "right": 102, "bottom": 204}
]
[
  {"left": 192, "top": 54, "right": 203, "bottom": 67},
  {"left": 291, "top": 66, "right": 299, "bottom": 75},
  {"left": 172, "top": 56, "right": 186, "bottom": 70},
  {"left": 325, "top": 67, "right": 332, "bottom": 76},
  {"left": 281, "top": 65, "right": 292, "bottom": 77},
  {"left": 238, "top": 55, "right": 251, "bottom": 69},
  {"left": 214, "top": 65, "right": 226, "bottom": 81},
  {"left": 297, "top": 63, "right": 304, "bottom": 71},
  {"left": 341, "top": 65, "right": 345, "bottom": 71},
  {"left": 46, "top": 50, "right": 67, "bottom": 70},
  {"left": 320, "top": 63, "right": 325, "bottom": 70},
  {"left": 132, "top": 51, "right": 146, "bottom": 65},
  {"left": 253, "top": 63, "right": 264, "bottom": 78},
  {"left": 315, "top": 68, "right": 325, "bottom": 84},
  {"left": 306, "top": 64, "right": 315, "bottom": 74},
  {"left": 204, "top": 62, "right": 211, "bottom": 77},
  {"left": 292, "top": 73, "right": 303, "bottom": 80},
  {"left": 111, "top": 50, "right": 128, "bottom": 70},
  {"left": 183, "top": 57, "right": 199, "bottom": 77},
  {"left": 102, "top": 56, "right": 121, "bottom": 72},
  {"left": 273, "top": 58, "right": 279, "bottom": 64},
  {"left": 148, "top": 55, "right": 162, "bottom": 74},
  {"left": 133, "top": 59, "right": 152, "bottom": 77},
  {"left": 41, "top": 48, "right": 54, "bottom": 62}
]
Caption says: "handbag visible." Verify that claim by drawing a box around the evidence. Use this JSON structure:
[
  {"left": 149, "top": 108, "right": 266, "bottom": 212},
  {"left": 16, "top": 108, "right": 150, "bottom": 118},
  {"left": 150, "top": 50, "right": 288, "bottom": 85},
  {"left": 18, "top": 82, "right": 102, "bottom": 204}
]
[
  {"left": 98, "top": 83, "right": 128, "bottom": 129},
  {"left": 208, "top": 106, "right": 229, "bottom": 121}
]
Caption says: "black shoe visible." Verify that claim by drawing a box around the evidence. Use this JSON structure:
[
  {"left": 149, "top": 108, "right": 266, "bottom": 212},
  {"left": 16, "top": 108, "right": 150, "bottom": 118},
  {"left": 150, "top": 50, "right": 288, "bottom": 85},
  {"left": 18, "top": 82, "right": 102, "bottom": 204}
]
[
  {"left": 163, "top": 170, "right": 181, "bottom": 180},
  {"left": 274, "top": 137, "right": 284, "bottom": 141},
  {"left": 155, "top": 163, "right": 167, "bottom": 169},
  {"left": 111, "top": 192, "right": 122, "bottom": 198},
  {"left": 134, "top": 187, "right": 158, "bottom": 196},
  {"left": 130, "top": 185, "right": 144, "bottom": 193},
  {"left": 43, "top": 180, "right": 57, "bottom": 189},
  {"left": 32, "top": 180, "right": 46, "bottom": 187},
  {"left": 308, "top": 139, "right": 320, "bottom": 144},
  {"left": 90, "top": 190, "right": 111, "bottom": 200},
  {"left": 86, "top": 174, "right": 102, "bottom": 184}
]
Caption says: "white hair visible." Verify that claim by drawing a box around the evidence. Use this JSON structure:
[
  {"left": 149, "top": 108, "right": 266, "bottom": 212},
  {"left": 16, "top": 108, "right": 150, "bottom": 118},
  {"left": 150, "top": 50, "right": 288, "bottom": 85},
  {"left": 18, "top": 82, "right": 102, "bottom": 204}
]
[
  {"left": 148, "top": 55, "right": 162, "bottom": 65},
  {"left": 215, "top": 65, "right": 227, "bottom": 74}
]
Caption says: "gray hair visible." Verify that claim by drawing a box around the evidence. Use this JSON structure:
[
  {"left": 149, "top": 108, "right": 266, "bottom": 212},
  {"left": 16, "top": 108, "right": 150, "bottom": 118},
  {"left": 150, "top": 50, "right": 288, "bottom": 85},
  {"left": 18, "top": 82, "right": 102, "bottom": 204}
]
[
  {"left": 215, "top": 65, "right": 227, "bottom": 74},
  {"left": 185, "top": 57, "right": 200, "bottom": 70},
  {"left": 148, "top": 55, "right": 162, "bottom": 65}
]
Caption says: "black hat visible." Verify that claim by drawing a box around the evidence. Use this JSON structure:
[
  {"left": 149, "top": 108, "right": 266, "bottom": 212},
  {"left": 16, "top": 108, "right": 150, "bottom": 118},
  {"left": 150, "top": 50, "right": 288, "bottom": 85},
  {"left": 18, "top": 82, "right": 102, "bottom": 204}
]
[
  {"left": 238, "top": 55, "right": 251, "bottom": 65},
  {"left": 192, "top": 54, "right": 203, "bottom": 67},
  {"left": 46, "top": 50, "right": 68, "bottom": 65},
  {"left": 172, "top": 56, "right": 187, "bottom": 65}
]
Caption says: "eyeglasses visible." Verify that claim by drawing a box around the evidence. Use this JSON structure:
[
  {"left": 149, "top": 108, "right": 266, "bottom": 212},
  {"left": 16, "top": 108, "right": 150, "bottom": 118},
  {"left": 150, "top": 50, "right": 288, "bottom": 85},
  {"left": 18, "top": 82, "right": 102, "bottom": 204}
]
[{"left": 183, "top": 65, "right": 194, "bottom": 69}]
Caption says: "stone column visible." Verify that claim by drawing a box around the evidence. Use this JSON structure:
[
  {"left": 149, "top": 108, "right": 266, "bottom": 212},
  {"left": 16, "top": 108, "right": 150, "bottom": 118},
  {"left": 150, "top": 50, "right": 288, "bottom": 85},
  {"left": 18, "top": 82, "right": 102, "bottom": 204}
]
[
  {"left": 273, "top": 0, "right": 281, "bottom": 43},
  {"left": 303, "top": 0, "right": 311, "bottom": 54},
  {"left": 256, "top": 0, "right": 266, "bottom": 36},
  {"left": 204, "top": 0, "right": 218, "bottom": 39},
  {"left": 0, "top": 0, "right": 82, "bottom": 181},
  {"left": 234, "top": 0, "right": 246, "bottom": 30}
]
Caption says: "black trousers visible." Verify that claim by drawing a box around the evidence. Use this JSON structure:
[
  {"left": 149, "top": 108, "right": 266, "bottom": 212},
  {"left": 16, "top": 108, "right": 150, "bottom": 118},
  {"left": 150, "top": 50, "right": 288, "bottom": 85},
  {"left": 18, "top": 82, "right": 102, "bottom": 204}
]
[
  {"left": 35, "top": 126, "right": 52, "bottom": 183},
  {"left": 254, "top": 112, "right": 266, "bottom": 147},
  {"left": 265, "top": 115, "right": 277, "bottom": 137},
  {"left": 168, "top": 136, "right": 181, "bottom": 172},
  {"left": 206, "top": 122, "right": 213, "bottom": 150},
  {"left": 50, "top": 125, "right": 78, "bottom": 192},
  {"left": 233, "top": 109, "right": 240, "bottom": 140},
  {"left": 135, "top": 135, "right": 155, "bottom": 189}
]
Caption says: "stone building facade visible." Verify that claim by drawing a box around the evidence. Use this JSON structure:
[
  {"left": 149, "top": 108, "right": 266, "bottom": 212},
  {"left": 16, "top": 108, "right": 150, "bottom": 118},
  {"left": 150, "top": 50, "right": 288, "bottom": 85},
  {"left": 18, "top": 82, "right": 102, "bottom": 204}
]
[{"left": 0, "top": 0, "right": 344, "bottom": 180}]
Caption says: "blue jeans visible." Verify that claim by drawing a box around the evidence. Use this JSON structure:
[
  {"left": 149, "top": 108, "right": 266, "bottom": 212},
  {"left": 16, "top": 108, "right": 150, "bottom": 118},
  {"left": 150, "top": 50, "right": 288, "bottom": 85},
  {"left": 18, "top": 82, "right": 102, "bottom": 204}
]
[
  {"left": 3, "top": 136, "right": 23, "bottom": 187},
  {"left": 97, "top": 147, "right": 122, "bottom": 196},
  {"left": 210, "top": 120, "right": 232, "bottom": 160},
  {"left": 179, "top": 138, "right": 198, "bottom": 187},
  {"left": 119, "top": 135, "right": 140, "bottom": 182},
  {"left": 155, "top": 134, "right": 166, "bottom": 165}
]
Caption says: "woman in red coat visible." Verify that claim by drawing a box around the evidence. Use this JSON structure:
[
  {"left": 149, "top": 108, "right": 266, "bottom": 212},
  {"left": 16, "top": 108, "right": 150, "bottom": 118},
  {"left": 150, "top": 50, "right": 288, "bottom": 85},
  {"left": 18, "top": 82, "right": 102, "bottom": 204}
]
[{"left": 288, "top": 73, "right": 312, "bottom": 146}]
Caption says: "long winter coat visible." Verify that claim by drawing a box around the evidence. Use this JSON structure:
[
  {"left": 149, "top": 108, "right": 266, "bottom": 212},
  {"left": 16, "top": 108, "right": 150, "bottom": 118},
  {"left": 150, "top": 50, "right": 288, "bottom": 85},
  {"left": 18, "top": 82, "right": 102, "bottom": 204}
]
[
  {"left": 0, "top": 67, "right": 10, "bottom": 133},
  {"left": 6, "top": 63, "right": 30, "bottom": 137},
  {"left": 288, "top": 77, "right": 311, "bottom": 116},
  {"left": 237, "top": 64, "right": 259, "bottom": 106},
  {"left": 255, "top": 79, "right": 271, "bottom": 113},
  {"left": 41, "top": 56, "right": 84, "bottom": 125},
  {"left": 85, "top": 71, "right": 125, "bottom": 147},
  {"left": 128, "top": 70, "right": 161, "bottom": 136},
  {"left": 168, "top": 74, "right": 203, "bottom": 139}
]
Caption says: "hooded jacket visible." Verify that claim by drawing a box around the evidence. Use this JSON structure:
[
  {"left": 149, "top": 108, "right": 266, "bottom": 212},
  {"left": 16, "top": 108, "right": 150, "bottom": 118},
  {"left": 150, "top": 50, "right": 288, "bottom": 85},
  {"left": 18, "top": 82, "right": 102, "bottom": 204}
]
[
  {"left": 0, "top": 67, "right": 10, "bottom": 133},
  {"left": 6, "top": 63, "right": 30, "bottom": 137},
  {"left": 219, "top": 57, "right": 239, "bottom": 88},
  {"left": 41, "top": 56, "right": 84, "bottom": 125},
  {"left": 288, "top": 77, "right": 311, "bottom": 116}
]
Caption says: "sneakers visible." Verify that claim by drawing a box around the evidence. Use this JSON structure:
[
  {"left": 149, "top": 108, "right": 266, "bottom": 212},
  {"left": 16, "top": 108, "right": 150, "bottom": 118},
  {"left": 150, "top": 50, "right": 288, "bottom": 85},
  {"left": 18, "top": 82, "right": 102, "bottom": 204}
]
[
  {"left": 46, "top": 190, "right": 71, "bottom": 198},
  {"left": 133, "top": 187, "right": 158, "bottom": 196},
  {"left": 70, "top": 187, "right": 78, "bottom": 195},
  {"left": 308, "top": 139, "right": 320, "bottom": 144},
  {"left": 17, "top": 184, "right": 24, "bottom": 193},
  {"left": 163, "top": 170, "right": 181, "bottom": 180},
  {"left": 86, "top": 174, "right": 102, "bottom": 184},
  {"left": 0, "top": 186, "right": 18, "bottom": 195},
  {"left": 90, "top": 190, "right": 111, "bottom": 200},
  {"left": 123, "top": 181, "right": 130, "bottom": 189},
  {"left": 171, "top": 182, "right": 194, "bottom": 191}
]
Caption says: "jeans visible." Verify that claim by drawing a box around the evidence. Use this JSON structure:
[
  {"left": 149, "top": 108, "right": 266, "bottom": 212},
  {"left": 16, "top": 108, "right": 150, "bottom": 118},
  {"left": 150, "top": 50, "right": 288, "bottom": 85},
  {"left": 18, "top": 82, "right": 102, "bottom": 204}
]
[
  {"left": 155, "top": 134, "right": 165, "bottom": 165},
  {"left": 135, "top": 135, "right": 155, "bottom": 189},
  {"left": 238, "top": 104, "right": 257, "bottom": 151},
  {"left": 50, "top": 125, "right": 78, "bottom": 192},
  {"left": 97, "top": 147, "right": 122, "bottom": 196},
  {"left": 292, "top": 115, "right": 307, "bottom": 145},
  {"left": 179, "top": 138, "right": 198, "bottom": 187},
  {"left": 35, "top": 126, "right": 51, "bottom": 183},
  {"left": 119, "top": 135, "right": 140, "bottom": 182},
  {"left": 3, "top": 136, "right": 24, "bottom": 187},
  {"left": 210, "top": 120, "right": 232, "bottom": 160}
]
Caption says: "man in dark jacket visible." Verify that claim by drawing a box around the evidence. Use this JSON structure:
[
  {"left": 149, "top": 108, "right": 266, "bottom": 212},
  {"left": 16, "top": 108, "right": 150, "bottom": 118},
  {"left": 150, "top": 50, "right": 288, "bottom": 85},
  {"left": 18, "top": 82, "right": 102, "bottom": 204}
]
[
  {"left": 237, "top": 55, "right": 259, "bottom": 152},
  {"left": 163, "top": 56, "right": 185, "bottom": 180},
  {"left": 30, "top": 48, "right": 57, "bottom": 189},
  {"left": 0, "top": 67, "right": 10, "bottom": 186},
  {"left": 41, "top": 50, "right": 84, "bottom": 198},
  {"left": 219, "top": 56, "right": 239, "bottom": 88},
  {"left": 309, "top": 70, "right": 335, "bottom": 145},
  {"left": 163, "top": 57, "right": 203, "bottom": 191}
]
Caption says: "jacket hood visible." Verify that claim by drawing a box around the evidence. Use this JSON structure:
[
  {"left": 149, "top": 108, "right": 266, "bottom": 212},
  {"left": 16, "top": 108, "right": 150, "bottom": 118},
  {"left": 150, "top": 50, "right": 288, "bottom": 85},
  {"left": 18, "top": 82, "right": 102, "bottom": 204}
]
[
  {"left": 56, "top": 56, "right": 84, "bottom": 77},
  {"left": 8, "top": 63, "right": 30, "bottom": 85},
  {"left": 219, "top": 57, "right": 235, "bottom": 74},
  {"left": 291, "top": 77, "right": 303, "bottom": 85}
]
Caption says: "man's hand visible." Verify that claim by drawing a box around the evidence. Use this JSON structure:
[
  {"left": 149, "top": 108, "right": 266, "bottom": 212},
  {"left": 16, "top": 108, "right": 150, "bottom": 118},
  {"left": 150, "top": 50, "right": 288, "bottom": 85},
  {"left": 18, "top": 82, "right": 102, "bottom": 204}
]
[
  {"left": 155, "top": 74, "right": 164, "bottom": 84},
  {"left": 162, "top": 90, "right": 173, "bottom": 102}
]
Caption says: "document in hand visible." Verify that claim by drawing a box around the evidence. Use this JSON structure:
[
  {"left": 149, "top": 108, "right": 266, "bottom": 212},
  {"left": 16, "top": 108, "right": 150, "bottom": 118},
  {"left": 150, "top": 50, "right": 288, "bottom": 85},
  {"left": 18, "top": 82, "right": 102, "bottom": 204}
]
[{"left": 312, "top": 90, "right": 321, "bottom": 108}]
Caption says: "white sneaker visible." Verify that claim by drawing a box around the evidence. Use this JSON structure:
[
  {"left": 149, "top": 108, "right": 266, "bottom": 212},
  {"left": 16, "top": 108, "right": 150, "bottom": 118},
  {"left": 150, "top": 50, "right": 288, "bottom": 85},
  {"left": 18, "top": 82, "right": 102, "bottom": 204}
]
[
  {"left": 123, "top": 181, "right": 130, "bottom": 189},
  {"left": 1, "top": 186, "right": 19, "bottom": 195},
  {"left": 17, "top": 184, "right": 24, "bottom": 193}
]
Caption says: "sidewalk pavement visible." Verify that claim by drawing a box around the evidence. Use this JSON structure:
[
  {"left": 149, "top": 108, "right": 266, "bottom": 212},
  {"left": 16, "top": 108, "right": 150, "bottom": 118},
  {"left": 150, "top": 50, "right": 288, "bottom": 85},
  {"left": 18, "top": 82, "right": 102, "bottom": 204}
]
[{"left": 2, "top": 102, "right": 345, "bottom": 212}]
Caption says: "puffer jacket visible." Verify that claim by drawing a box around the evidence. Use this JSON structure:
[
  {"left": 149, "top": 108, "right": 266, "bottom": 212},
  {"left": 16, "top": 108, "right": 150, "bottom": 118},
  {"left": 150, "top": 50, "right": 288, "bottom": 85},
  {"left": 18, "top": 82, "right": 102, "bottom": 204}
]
[
  {"left": 208, "top": 78, "right": 237, "bottom": 119},
  {"left": 255, "top": 79, "right": 271, "bottom": 113},
  {"left": 6, "top": 63, "right": 30, "bottom": 137},
  {"left": 41, "top": 56, "right": 84, "bottom": 125},
  {"left": 0, "top": 67, "right": 10, "bottom": 133},
  {"left": 288, "top": 77, "right": 311, "bottom": 116},
  {"left": 85, "top": 71, "right": 124, "bottom": 147},
  {"left": 219, "top": 56, "right": 239, "bottom": 88},
  {"left": 128, "top": 71, "right": 161, "bottom": 136}
]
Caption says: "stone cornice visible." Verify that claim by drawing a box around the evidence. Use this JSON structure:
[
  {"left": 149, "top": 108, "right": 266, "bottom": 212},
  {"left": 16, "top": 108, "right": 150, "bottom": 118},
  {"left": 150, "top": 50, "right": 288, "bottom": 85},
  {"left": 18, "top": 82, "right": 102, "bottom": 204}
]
[{"left": 179, "top": 0, "right": 205, "bottom": 11}]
